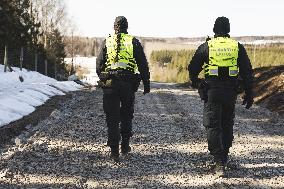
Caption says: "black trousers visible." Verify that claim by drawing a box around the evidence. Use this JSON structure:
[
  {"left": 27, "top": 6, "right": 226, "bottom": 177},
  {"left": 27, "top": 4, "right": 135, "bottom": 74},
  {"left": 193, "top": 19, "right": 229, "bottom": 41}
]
[
  {"left": 103, "top": 80, "right": 135, "bottom": 146},
  {"left": 203, "top": 102, "right": 235, "bottom": 163}
]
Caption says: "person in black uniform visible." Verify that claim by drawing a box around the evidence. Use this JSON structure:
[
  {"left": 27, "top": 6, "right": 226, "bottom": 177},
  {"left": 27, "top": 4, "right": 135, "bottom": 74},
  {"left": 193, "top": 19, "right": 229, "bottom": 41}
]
[
  {"left": 188, "top": 17, "right": 254, "bottom": 177},
  {"left": 96, "top": 16, "right": 150, "bottom": 161}
]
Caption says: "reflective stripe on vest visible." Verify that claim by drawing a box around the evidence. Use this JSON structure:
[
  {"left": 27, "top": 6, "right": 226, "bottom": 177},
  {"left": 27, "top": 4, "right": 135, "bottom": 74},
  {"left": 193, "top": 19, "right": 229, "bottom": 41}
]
[
  {"left": 206, "top": 37, "right": 239, "bottom": 77},
  {"left": 106, "top": 34, "right": 137, "bottom": 73}
]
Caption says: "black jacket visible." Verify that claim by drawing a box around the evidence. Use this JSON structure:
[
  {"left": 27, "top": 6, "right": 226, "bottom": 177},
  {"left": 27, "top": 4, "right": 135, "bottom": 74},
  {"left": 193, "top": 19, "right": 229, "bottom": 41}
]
[
  {"left": 188, "top": 35, "right": 253, "bottom": 103},
  {"left": 96, "top": 34, "right": 150, "bottom": 84}
]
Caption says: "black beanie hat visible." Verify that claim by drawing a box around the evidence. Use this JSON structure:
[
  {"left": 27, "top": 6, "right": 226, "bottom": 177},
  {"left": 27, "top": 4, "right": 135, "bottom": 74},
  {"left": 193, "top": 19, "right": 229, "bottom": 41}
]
[
  {"left": 114, "top": 16, "right": 128, "bottom": 33},
  {"left": 213, "top": 16, "right": 230, "bottom": 34}
]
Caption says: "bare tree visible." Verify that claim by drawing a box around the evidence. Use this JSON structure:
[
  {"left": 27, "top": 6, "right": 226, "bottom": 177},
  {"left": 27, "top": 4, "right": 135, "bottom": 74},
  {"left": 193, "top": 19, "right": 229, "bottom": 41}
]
[{"left": 31, "top": 0, "right": 69, "bottom": 47}]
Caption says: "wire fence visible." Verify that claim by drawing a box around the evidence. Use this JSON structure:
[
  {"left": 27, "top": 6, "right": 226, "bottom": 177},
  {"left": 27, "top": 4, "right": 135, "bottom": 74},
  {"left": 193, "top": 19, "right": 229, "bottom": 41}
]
[{"left": 0, "top": 44, "right": 58, "bottom": 78}]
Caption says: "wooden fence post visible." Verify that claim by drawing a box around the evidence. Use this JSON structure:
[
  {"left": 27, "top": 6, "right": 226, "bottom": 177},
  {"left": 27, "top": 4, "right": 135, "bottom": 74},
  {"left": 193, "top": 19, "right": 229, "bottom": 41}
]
[
  {"left": 20, "top": 47, "right": 24, "bottom": 71},
  {"left": 35, "top": 52, "right": 38, "bottom": 71},
  {"left": 45, "top": 59, "right": 48, "bottom": 75},
  {"left": 4, "top": 45, "right": 8, "bottom": 72}
]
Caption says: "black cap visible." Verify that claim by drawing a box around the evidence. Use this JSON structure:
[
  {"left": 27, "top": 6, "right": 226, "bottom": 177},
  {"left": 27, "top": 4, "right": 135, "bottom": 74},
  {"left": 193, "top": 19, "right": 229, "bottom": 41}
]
[
  {"left": 114, "top": 16, "right": 128, "bottom": 33},
  {"left": 213, "top": 16, "right": 230, "bottom": 34}
]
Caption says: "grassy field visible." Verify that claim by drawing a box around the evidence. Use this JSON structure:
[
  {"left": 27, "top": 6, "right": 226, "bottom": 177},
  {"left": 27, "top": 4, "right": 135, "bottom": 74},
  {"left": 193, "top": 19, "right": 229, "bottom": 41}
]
[
  {"left": 246, "top": 44, "right": 284, "bottom": 68},
  {"left": 149, "top": 43, "right": 284, "bottom": 83}
]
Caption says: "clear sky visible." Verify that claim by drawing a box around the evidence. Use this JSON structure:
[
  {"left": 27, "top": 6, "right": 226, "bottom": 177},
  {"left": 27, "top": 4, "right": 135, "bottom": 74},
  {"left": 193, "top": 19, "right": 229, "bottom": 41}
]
[{"left": 67, "top": 0, "right": 284, "bottom": 38}]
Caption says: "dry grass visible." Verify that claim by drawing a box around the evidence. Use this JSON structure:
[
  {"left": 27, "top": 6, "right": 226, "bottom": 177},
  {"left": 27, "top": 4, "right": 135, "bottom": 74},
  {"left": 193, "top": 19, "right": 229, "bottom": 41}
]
[
  {"left": 149, "top": 43, "right": 284, "bottom": 83},
  {"left": 246, "top": 44, "right": 284, "bottom": 68}
]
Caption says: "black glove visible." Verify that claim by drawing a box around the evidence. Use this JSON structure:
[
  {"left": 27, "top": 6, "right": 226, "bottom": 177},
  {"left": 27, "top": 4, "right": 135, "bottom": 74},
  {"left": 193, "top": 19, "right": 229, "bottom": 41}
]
[
  {"left": 143, "top": 80, "right": 150, "bottom": 95},
  {"left": 242, "top": 93, "right": 254, "bottom": 109},
  {"left": 198, "top": 80, "right": 208, "bottom": 103}
]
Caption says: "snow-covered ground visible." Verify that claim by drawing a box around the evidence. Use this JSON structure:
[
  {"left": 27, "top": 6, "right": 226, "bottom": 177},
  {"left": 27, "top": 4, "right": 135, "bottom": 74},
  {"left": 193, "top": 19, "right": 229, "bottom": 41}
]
[
  {"left": 65, "top": 56, "right": 99, "bottom": 85},
  {"left": 0, "top": 64, "right": 82, "bottom": 127}
]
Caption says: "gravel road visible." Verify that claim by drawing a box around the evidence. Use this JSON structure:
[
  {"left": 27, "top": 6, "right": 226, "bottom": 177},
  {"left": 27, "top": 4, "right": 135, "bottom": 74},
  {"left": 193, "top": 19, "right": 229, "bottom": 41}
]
[{"left": 0, "top": 83, "right": 283, "bottom": 189}]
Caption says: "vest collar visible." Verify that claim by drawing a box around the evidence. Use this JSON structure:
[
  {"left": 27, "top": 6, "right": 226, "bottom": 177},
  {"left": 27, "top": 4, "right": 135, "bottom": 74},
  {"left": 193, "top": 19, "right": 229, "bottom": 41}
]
[
  {"left": 214, "top": 34, "right": 230, "bottom": 38},
  {"left": 114, "top": 31, "right": 128, "bottom": 34}
]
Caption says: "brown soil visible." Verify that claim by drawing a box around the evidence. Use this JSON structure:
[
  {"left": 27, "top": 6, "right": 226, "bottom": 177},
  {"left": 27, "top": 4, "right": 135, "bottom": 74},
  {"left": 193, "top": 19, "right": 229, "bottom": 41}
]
[{"left": 253, "top": 65, "right": 284, "bottom": 116}]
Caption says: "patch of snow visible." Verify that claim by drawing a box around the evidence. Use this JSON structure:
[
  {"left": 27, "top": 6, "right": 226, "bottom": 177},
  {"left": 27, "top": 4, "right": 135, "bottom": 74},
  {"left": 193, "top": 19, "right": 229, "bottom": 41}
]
[{"left": 0, "top": 64, "right": 82, "bottom": 127}]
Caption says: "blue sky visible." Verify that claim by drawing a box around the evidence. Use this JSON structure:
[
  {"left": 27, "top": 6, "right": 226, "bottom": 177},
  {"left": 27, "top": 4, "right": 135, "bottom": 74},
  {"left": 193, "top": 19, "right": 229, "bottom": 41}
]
[{"left": 67, "top": 0, "right": 284, "bottom": 37}]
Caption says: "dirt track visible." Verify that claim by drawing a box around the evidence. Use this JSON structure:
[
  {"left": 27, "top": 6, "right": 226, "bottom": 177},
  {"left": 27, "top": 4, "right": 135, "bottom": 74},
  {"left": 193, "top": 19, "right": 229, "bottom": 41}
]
[{"left": 0, "top": 83, "right": 283, "bottom": 188}]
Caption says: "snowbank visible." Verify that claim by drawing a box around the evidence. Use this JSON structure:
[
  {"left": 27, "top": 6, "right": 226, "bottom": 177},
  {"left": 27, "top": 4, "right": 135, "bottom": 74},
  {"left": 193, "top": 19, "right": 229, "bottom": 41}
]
[{"left": 0, "top": 64, "right": 82, "bottom": 127}]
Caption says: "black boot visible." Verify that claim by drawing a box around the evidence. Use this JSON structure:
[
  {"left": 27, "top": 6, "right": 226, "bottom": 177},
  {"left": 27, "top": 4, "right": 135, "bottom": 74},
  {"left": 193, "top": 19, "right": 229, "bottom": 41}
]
[
  {"left": 214, "top": 162, "right": 225, "bottom": 178},
  {"left": 110, "top": 145, "right": 119, "bottom": 162},
  {"left": 213, "top": 157, "right": 226, "bottom": 178},
  {"left": 121, "top": 138, "right": 131, "bottom": 155}
]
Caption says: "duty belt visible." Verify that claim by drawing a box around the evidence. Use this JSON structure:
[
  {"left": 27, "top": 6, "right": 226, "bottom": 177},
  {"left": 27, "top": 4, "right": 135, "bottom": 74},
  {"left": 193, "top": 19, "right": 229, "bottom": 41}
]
[{"left": 108, "top": 70, "right": 139, "bottom": 80}]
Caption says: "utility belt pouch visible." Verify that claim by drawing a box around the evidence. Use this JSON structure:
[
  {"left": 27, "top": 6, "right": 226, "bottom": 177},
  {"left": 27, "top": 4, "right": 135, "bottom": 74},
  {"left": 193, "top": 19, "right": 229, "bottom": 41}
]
[
  {"left": 99, "top": 72, "right": 110, "bottom": 82},
  {"left": 98, "top": 72, "right": 113, "bottom": 88},
  {"left": 198, "top": 80, "right": 208, "bottom": 102},
  {"left": 97, "top": 79, "right": 113, "bottom": 88}
]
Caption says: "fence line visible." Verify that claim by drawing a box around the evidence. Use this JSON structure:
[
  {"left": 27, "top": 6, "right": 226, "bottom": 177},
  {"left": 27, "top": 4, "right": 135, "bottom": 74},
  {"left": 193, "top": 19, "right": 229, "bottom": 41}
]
[{"left": 0, "top": 45, "right": 54, "bottom": 77}]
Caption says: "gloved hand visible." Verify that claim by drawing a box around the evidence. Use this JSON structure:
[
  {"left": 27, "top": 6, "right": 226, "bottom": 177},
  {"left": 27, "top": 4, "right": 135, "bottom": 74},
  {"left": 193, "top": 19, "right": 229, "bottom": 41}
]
[
  {"left": 242, "top": 93, "right": 254, "bottom": 109},
  {"left": 143, "top": 80, "right": 150, "bottom": 95}
]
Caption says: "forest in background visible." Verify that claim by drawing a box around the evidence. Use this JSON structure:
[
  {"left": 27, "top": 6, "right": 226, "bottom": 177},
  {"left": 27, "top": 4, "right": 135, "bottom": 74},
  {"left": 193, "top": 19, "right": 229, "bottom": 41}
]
[{"left": 0, "top": 0, "right": 75, "bottom": 80}]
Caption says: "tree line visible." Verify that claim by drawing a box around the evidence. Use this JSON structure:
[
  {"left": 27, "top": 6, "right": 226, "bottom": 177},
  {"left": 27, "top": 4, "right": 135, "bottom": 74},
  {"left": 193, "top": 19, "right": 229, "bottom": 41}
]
[
  {"left": 64, "top": 36, "right": 104, "bottom": 58},
  {"left": 0, "top": 0, "right": 72, "bottom": 79}
]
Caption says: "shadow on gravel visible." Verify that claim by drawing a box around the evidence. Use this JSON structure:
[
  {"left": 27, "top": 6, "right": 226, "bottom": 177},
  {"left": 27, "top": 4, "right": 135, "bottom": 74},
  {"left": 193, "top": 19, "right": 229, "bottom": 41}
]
[
  {"left": 1, "top": 182, "right": 283, "bottom": 189},
  {"left": 4, "top": 141, "right": 282, "bottom": 187},
  {"left": 0, "top": 183, "right": 79, "bottom": 189},
  {"left": 0, "top": 85, "right": 283, "bottom": 188},
  {"left": 234, "top": 99, "right": 284, "bottom": 137},
  {"left": 0, "top": 94, "right": 72, "bottom": 147},
  {"left": 227, "top": 165, "right": 284, "bottom": 179},
  {"left": 224, "top": 148, "right": 284, "bottom": 179},
  {"left": 0, "top": 145, "right": 210, "bottom": 177}
]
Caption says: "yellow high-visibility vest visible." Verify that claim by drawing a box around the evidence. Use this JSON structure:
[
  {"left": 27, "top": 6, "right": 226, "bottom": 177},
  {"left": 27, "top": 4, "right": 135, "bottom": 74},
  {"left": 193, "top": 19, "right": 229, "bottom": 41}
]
[
  {"left": 106, "top": 34, "right": 137, "bottom": 73},
  {"left": 206, "top": 37, "right": 239, "bottom": 77}
]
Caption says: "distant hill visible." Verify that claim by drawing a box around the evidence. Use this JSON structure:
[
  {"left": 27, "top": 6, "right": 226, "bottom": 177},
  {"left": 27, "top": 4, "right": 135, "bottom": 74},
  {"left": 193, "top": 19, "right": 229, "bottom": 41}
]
[{"left": 64, "top": 35, "right": 284, "bottom": 58}]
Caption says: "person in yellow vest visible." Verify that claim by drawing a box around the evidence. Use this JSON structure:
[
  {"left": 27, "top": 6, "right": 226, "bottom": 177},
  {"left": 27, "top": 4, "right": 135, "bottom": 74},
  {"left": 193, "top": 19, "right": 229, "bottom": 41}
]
[
  {"left": 96, "top": 16, "right": 150, "bottom": 161},
  {"left": 188, "top": 17, "right": 253, "bottom": 177}
]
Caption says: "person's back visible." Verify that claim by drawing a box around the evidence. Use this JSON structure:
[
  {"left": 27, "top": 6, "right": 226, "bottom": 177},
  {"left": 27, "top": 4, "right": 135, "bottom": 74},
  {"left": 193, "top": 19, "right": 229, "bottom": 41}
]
[
  {"left": 96, "top": 16, "right": 150, "bottom": 161},
  {"left": 206, "top": 36, "right": 240, "bottom": 103},
  {"left": 188, "top": 16, "right": 254, "bottom": 177}
]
